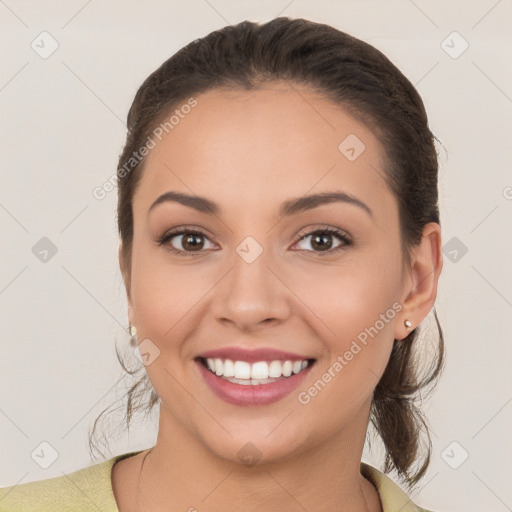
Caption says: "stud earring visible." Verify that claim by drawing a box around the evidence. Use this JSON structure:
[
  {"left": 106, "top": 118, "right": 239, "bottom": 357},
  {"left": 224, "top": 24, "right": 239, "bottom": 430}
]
[
  {"left": 404, "top": 319, "right": 413, "bottom": 330},
  {"left": 129, "top": 325, "right": 138, "bottom": 347}
]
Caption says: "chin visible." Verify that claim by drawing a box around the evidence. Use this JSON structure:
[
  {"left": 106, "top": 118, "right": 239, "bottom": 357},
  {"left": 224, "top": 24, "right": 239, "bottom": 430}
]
[{"left": 197, "top": 425, "right": 311, "bottom": 468}]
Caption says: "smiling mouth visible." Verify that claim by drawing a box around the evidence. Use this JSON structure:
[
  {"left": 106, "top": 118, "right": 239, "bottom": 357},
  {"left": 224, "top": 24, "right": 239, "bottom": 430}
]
[{"left": 196, "top": 356, "right": 316, "bottom": 385}]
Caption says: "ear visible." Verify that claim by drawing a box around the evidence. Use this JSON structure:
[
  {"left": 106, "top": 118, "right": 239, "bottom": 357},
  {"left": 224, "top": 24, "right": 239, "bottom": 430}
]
[
  {"left": 118, "top": 243, "right": 135, "bottom": 324},
  {"left": 395, "top": 222, "right": 443, "bottom": 340}
]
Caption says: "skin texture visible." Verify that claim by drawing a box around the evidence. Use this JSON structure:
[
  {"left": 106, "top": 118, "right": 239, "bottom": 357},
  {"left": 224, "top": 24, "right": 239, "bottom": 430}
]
[{"left": 113, "top": 82, "right": 443, "bottom": 512}]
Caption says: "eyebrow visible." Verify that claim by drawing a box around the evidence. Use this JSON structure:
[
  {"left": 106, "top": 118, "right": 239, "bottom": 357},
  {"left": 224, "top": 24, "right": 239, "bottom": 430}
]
[{"left": 148, "top": 190, "right": 372, "bottom": 218}]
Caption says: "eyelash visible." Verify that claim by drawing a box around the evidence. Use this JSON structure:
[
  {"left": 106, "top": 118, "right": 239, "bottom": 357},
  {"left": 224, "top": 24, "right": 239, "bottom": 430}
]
[{"left": 157, "top": 225, "right": 352, "bottom": 257}]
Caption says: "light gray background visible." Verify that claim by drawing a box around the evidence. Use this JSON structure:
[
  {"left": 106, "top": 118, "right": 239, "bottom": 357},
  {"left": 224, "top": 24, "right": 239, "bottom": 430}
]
[{"left": 1, "top": 1, "right": 511, "bottom": 511}]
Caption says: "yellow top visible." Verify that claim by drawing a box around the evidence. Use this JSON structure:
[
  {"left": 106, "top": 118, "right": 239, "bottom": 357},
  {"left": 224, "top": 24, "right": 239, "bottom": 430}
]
[{"left": 0, "top": 451, "right": 434, "bottom": 511}]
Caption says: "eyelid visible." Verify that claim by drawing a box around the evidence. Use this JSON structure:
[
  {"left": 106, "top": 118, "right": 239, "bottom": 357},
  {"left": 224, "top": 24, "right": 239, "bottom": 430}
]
[{"left": 294, "top": 224, "right": 352, "bottom": 243}]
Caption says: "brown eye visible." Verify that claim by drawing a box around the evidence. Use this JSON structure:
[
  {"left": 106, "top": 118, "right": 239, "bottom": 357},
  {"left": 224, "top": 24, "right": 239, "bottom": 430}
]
[
  {"left": 294, "top": 228, "right": 351, "bottom": 254},
  {"left": 159, "top": 229, "right": 216, "bottom": 256},
  {"left": 310, "top": 232, "right": 334, "bottom": 251},
  {"left": 177, "top": 233, "right": 205, "bottom": 251}
]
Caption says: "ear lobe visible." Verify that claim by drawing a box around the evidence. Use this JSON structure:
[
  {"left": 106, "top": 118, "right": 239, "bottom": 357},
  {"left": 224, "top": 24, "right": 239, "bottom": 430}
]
[{"left": 395, "top": 222, "right": 443, "bottom": 340}]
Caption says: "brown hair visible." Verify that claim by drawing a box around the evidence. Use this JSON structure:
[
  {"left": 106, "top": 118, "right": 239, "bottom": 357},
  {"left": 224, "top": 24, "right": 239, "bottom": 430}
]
[{"left": 89, "top": 17, "right": 445, "bottom": 490}]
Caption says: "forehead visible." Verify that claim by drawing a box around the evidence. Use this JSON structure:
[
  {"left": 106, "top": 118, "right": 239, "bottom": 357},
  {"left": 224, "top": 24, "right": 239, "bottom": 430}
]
[{"left": 132, "top": 83, "right": 395, "bottom": 221}]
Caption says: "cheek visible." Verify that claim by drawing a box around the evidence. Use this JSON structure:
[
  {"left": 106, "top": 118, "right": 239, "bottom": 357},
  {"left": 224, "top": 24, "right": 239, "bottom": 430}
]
[
  {"left": 130, "top": 237, "right": 211, "bottom": 337},
  {"left": 128, "top": 254, "right": 206, "bottom": 417},
  {"left": 295, "top": 282, "right": 398, "bottom": 429},
  {"left": 291, "top": 249, "right": 402, "bottom": 338},
  {"left": 290, "top": 253, "right": 401, "bottom": 400}
]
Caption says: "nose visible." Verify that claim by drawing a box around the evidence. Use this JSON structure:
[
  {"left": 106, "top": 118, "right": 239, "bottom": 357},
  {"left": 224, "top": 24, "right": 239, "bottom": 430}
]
[{"left": 211, "top": 245, "right": 291, "bottom": 332}]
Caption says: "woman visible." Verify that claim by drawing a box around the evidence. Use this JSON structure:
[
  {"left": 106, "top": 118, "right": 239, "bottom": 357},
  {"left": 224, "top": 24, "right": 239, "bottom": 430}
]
[{"left": 0, "top": 17, "right": 444, "bottom": 512}]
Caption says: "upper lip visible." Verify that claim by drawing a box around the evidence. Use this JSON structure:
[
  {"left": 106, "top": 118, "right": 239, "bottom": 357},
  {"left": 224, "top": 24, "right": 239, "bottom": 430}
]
[{"left": 197, "top": 346, "right": 314, "bottom": 363}]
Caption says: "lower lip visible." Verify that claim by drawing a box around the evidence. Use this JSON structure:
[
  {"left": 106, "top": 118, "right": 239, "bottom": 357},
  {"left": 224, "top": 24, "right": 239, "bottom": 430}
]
[{"left": 196, "top": 360, "right": 314, "bottom": 406}]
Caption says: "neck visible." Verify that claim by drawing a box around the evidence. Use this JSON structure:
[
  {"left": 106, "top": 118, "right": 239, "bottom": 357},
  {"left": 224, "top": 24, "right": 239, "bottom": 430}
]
[{"left": 137, "top": 398, "right": 382, "bottom": 512}]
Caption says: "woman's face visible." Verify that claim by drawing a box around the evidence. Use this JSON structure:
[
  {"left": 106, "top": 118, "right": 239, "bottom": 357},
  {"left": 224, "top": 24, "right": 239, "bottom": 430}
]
[{"left": 123, "top": 82, "right": 412, "bottom": 463}]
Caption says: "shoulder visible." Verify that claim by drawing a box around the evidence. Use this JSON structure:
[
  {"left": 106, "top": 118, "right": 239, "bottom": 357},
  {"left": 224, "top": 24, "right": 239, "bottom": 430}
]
[
  {"left": 0, "top": 451, "right": 143, "bottom": 512},
  {"left": 360, "top": 462, "right": 438, "bottom": 512}
]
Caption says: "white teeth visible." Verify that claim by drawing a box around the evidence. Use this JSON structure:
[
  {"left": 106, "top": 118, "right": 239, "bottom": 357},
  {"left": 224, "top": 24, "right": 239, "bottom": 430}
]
[
  {"left": 223, "top": 359, "right": 235, "bottom": 377},
  {"left": 251, "top": 361, "right": 269, "bottom": 380},
  {"left": 282, "top": 360, "right": 293, "bottom": 377},
  {"left": 268, "top": 360, "right": 282, "bottom": 378},
  {"left": 234, "top": 361, "right": 251, "bottom": 379},
  {"left": 225, "top": 377, "right": 279, "bottom": 385},
  {"left": 203, "top": 358, "right": 312, "bottom": 381}
]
